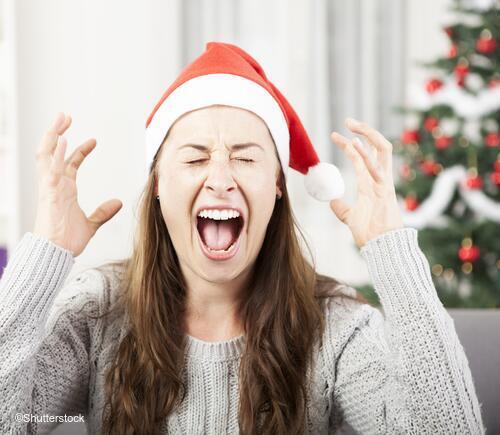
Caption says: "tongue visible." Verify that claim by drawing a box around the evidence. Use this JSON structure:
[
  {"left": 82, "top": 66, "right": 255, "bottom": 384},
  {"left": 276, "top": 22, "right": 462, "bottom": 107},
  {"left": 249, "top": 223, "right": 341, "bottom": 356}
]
[{"left": 199, "top": 219, "right": 239, "bottom": 250}]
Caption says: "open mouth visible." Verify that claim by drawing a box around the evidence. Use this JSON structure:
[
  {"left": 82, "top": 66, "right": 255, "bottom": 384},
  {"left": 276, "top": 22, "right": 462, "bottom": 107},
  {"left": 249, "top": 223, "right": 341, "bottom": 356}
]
[{"left": 196, "top": 213, "right": 244, "bottom": 254}]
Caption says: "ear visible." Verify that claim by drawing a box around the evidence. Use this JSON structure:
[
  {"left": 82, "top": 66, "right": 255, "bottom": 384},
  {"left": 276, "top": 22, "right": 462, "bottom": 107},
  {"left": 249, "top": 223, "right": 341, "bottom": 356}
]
[
  {"left": 276, "top": 180, "right": 283, "bottom": 199},
  {"left": 275, "top": 165, "right": 283, "bottom": 199},
  {"left": 153, "top": 172, "right": 159, "bottom": 196}
]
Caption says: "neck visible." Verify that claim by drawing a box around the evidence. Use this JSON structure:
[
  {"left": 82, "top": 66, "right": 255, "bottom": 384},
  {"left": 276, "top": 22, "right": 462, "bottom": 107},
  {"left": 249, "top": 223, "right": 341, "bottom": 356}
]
[{"left": 180, "top": 265, "right": 250, "bottom": 341}]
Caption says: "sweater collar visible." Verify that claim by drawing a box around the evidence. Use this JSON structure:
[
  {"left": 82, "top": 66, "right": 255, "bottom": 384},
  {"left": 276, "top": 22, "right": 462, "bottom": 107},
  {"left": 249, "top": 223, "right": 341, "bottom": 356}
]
[{"left": 184, "top": 334, "right": 245, "bottom": 361}]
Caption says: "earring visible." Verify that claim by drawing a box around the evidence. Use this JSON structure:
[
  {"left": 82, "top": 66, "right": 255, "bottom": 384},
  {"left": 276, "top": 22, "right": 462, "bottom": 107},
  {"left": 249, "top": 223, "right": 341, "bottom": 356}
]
[{"left": 156, "top": 195, "right": 160, "bottom": 200}]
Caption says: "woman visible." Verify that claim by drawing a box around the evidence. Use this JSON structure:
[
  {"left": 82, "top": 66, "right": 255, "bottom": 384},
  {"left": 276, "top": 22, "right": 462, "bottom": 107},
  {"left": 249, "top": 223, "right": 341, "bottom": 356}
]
[{"left": 0, "top": 42, "right": 484, "bottom": 434}]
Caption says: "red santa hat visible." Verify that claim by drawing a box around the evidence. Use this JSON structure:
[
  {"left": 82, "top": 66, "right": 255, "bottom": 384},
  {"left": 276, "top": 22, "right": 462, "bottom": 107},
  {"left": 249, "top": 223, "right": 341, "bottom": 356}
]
[{"left": 145, "top": 41, "right": 345, "bottom": 201}]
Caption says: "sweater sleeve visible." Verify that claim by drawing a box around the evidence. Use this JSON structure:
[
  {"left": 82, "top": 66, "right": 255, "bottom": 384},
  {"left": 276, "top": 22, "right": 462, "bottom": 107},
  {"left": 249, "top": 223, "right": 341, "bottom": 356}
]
[
  {"left": 0, "top": 232, "right": 100, "bottom": 434},
  {"left": 328, "top": 227, "right": 485, "bottom": 434}
]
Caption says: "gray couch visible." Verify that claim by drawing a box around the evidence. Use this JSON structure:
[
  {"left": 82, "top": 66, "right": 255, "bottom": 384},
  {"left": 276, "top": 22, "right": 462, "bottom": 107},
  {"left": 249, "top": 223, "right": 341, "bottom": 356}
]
[{"left": 52, "top": 309, "right": 500, "bottom": 434}]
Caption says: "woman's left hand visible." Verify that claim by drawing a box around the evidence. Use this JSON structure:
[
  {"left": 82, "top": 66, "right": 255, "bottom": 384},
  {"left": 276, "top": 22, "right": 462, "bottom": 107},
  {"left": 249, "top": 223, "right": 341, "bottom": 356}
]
[{"left": 329, "top": 117, "right": 405, "bottom": 249}]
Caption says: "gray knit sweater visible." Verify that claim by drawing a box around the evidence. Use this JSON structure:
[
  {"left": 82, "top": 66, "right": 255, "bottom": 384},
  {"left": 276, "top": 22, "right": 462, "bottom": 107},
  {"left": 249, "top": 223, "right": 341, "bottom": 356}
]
[{"left": 0, "top": 227, "right": 485, "bottom": 434}]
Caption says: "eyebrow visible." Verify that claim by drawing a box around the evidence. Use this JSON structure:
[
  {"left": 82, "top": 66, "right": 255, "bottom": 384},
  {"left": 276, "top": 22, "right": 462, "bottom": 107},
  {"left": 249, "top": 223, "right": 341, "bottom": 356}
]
[{"left": 178, "top": 142, "right": 264, "bottom": 152}]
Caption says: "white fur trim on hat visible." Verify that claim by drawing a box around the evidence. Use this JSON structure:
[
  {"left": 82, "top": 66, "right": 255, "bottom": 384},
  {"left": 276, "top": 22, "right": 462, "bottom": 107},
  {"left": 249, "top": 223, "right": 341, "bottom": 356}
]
[{"left": 145, "top": 73, "right": 290, "bottom": 177}]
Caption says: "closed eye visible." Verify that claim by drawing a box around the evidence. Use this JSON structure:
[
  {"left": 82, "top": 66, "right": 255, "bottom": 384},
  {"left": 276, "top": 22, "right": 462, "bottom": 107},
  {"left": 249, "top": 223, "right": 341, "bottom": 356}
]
[{"left": 187, "top": 158, "right": 254, "bottom": 164}]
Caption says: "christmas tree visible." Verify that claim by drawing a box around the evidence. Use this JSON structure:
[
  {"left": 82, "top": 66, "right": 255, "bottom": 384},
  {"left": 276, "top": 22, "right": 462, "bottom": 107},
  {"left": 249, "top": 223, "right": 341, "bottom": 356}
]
[{"left": 383, "top": 0, "right": 500, "bottom": 308}]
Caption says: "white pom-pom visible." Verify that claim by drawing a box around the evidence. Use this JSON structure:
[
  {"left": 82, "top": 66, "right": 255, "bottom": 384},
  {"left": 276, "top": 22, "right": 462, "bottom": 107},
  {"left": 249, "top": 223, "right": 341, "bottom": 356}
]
[{"left": 304, "top": 162, "right": 345, "bottom": 201}]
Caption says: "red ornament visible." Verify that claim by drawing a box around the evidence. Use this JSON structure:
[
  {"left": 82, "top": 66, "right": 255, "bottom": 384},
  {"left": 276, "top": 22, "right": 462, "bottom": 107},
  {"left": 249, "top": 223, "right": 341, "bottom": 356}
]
[
  {"left": 424, "top": 116, "right": 439, "bottom": 132},
  {"left": 435, "top": 135, "right": 453, "bottom": 150},
  {"left": 458, "top": 238, "right": 480, "bottom": 264},
  {"left": 458, "top": 245, "right": 480, "bottom": 263},
  {"left": 476, "top": 34, "right": 497, "bottom": 55},
  {"left": 401, "top": 129, "right": 420, "bottom": 144},
  {"left": 454, "top": 61, "right": 469, "bottom": 86},
  {"left": 489, "top": 78, "right": 500, "bottom": 88},
  {"left": 494, "top": 160, "right": 500, "bottom": 172},
  {"left": 490, "top": 171, "right": 500, "bottom": 185},
  {"left": 455, "top": 64, "right": 469, "bottom": 76},
  {"left": 419, "top": 159, "right": 441, "bottom": 176},
  {"left": 426, "top": 78, "right": 443, "bottom": 94},
  {"left": 405, "top": 195, "right": 419, "bottom": 211},
  {"left": 464, "top": 174, "right": 483, "bottom": 189},
  {"left": 449, "top": 43, "right": 458, "bottom": 58},
  {"left": 485, "top": 132, "right": 500, "bottom": 147},
  {"left": 400, "top": 163, "right": 412, "bottom": 179}
]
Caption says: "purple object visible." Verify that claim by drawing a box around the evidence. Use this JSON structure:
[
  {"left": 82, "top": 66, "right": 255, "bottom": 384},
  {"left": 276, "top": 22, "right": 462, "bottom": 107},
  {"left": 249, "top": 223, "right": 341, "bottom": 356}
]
[{"left": 0, "top": 247, "right": 7, "bottom": 279}]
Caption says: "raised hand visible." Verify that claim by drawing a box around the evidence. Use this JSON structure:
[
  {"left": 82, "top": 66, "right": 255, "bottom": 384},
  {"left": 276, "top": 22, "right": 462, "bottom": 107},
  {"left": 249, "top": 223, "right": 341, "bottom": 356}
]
[
  {"left": 33, "top": 113, "right": 122, "bottom": 257},
  {"left": 329, "top": 117, "right": 404, "bottom": 249}
]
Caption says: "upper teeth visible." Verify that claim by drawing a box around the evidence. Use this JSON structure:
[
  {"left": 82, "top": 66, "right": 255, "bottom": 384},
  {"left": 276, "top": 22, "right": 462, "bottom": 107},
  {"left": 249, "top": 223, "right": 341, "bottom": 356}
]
[{"left": 198, "top": 209, "right": 240, "bottom": 220}]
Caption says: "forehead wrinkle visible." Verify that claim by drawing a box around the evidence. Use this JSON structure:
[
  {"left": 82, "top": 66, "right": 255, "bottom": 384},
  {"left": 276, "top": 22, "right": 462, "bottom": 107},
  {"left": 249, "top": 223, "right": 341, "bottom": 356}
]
[{"left": 170, "top": 107, "right": 275, "bottom": 154}]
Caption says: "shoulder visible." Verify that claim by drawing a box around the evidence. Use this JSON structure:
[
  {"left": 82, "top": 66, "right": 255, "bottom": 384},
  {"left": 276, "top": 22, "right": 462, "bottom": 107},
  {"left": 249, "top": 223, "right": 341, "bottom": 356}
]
[
  {"left": 322, "top": 284, "right": 382, "bottom": 330},
  {"left": 47, "top": 260, "right": 128, "bottom": 330},
  {"left": 317, "top": 284, "right": 385, "bottom": 375}
]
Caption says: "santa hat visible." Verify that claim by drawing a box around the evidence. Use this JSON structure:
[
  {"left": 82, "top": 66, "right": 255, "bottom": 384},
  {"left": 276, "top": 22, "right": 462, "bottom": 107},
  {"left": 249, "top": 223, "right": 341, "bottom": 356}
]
[{"left": 145, "top": 41, "right": 345, "bottom": 201}]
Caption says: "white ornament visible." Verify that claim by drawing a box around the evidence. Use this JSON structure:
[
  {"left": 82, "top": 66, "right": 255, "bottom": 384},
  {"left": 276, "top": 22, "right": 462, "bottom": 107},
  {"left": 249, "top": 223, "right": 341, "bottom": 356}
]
[
  {"left": 469, "top": 53, "right": 493, "bottom": 69},
  {"left": 458, "top": 279, "right": 472, "bottom": 298},
  {"left": 441, "top": 117, "right": 460, "bottom": 136},
  {"left": 483, "top": 119, "right": 498, "bottom": 133},
  {"left": 463, "top": 120, "right": 482, "bottom": 143},
  {"left": 465, "top": 73, "right": 484, "bottom": 92}
]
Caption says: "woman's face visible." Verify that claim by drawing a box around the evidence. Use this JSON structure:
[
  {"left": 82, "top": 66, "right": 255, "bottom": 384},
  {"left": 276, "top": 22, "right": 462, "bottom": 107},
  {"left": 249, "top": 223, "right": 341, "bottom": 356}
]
[{"left": 156, "top": 105, "right": 283, "bottom": 284}]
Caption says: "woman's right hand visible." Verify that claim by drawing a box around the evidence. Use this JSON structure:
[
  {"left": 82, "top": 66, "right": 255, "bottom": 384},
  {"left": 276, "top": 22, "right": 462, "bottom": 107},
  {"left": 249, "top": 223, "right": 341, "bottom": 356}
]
[{"left": 33, "top": 113, "right": 123, "bottom": 257}]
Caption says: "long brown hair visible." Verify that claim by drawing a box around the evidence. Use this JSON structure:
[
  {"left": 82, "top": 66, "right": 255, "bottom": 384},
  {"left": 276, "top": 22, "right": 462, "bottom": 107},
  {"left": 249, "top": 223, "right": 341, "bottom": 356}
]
[{"left": 98, "top": 141, "right": 361, "bottom": 434}]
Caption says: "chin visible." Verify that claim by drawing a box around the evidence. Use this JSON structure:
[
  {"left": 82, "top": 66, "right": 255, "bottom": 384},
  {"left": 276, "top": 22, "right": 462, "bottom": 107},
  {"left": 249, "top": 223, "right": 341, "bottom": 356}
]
[{"left": 199, "top": 266, "right": 244, "bottom": 284}]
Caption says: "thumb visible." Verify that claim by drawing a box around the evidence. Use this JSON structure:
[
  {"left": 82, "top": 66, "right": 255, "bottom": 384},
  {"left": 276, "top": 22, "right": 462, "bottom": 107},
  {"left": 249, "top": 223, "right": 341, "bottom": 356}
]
[
  {"left": 88, "top": 198, "right": 123, "bottom": 232},
  {"left": 329, "top": 199, "right": 351, "bottom": 224}
]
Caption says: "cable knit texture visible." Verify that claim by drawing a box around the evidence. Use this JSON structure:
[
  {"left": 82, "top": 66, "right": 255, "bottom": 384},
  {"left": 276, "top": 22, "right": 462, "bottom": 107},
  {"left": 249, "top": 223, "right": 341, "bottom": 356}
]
[{"left": 0, "top": 228, "right": 485, "bottom": 434}]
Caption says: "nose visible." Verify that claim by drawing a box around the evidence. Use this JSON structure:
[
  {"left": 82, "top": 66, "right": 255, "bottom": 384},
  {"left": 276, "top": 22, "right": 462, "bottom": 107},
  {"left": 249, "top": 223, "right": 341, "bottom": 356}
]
[{"left": 203, "top": 154, "right": 237, "bottom": 196}]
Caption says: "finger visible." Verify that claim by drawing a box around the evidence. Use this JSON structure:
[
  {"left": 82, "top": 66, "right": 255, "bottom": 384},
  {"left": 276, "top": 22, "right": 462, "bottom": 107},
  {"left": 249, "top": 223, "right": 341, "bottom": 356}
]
[
  {"left": 40, "top": 113, "right": 73, "bottom": 155},
  {"left": 36, "top": 113, "right": 73, "bottom": 173},
  {"left": 359, "top": 135, "right": 378, "bottom": 162},
  {"left": 352, "top": 137, "right": 384, "bottom": 184},
  {"left": 47, "top": 136, "right": 68, "bottom": 188},
  {"left": 65, "top": 138, "right": 97, "bottom": 179},
  {"left": 87, "top": 199, "right": 123, "bottom": 233},
  {"left": 345, "top": 118, "right": 393, "bottom": 172},
  {"left": 329, "top": 198, "right": 351, "bottom": 224},
  {"left": 331, "top": 132, "right": 372, "bottom": 185}
]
